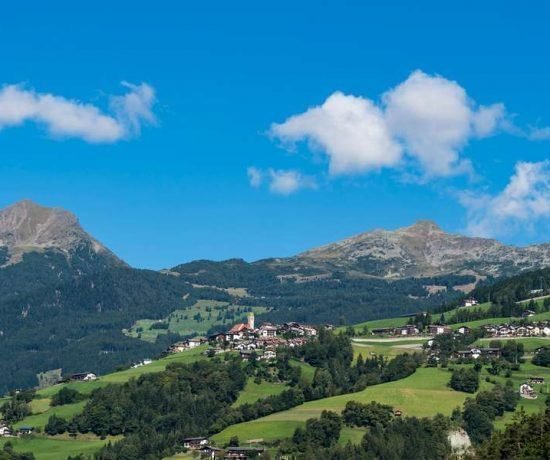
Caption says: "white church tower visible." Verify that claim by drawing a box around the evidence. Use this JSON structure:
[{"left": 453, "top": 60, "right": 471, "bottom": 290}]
[{"left": 247, "top": 312, "right": 255, "bottom": 330}]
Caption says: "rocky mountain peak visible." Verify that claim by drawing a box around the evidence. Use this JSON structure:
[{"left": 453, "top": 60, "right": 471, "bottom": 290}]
[
  {"left": 0, "top": 200, "right": 125, "bottom": 266},
  {"left": 399, "top": 220, "right": 443, "bottom": 235}
]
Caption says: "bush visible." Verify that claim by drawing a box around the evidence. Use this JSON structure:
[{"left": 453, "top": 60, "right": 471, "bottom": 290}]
[
  {"left": 450, "top": 368, "right": 479, "bottom": 393},
  {"left": 51, "top": 387, "right": 85, "bottom": 407},
  {"left": 342, "top": 400, "right": 393, "bottom": 428}
]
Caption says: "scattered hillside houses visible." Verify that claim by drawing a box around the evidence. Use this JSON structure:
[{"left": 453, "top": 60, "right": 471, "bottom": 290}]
[
  {"left": 166, "top": 337, "right": 208, "bottom": 354},
  {"left": 224, "top": 446, "right": 265, "bottom": 459},
  {"left": 454, "top": 347, "right": 501, "bottom": 360},
  {"left": 131, "top": 358, "right": 152, "bottom": 369}
]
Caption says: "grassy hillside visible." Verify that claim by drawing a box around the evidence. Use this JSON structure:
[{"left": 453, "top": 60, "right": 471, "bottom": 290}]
[
  {"left": 233, "top": 378, "right": 289, "bottom": 407},
  {"left": 1, "top": 346, "right": 209, "bottom": 459},
  {"left": 352, "top": 338, "right": 426, "bottom": 359},
  {"left": 124, "top": 300, "right": 269, "bottom": 342},
  {"left": 0, "top": 436, "right": 118, "bottom": 460},
  {"left": 212, "top": 367, "right": 468, "bottom": 444}
]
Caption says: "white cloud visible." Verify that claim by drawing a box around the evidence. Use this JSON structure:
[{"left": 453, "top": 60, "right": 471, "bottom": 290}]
[
  {"left": 0, "top": 82, "right": 156, "bottom": 143},
  {"left": 383, "top": 71, "right": 505, "bottom": 177},
  {"left": 269, "top": 70, "right": 506, "bottom": 179},
  {"left": 268, "top": 169, "right": 316, "bottom": 195},
  {"left": 460, "top": 161, "right": 550, "bottom": 237},
  {"left": 270, "top": 92, "right": 402, "bottom": 175},
  {"left": 247, "top": 167, "right": 316, "bottom": 195},
  {"left": 247, "top": 166, "right": 263, "bottom": 187}
]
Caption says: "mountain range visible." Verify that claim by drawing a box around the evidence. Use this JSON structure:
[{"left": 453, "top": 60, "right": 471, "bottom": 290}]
[{"left": 0, "top": 199, "right": 548, "bottom": 392}]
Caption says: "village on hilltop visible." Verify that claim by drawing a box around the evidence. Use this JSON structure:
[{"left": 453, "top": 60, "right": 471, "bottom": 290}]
[{"left": 164, "top": 312, "right": 322, "bottom": 362}]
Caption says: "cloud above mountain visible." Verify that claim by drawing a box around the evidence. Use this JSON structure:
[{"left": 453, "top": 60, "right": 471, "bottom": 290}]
[
  {"left": 460, "top": 160, "right": 550, "bottom": 238},
  {"left": 269, "top": 70, "right": 506, "bottom": 179},
  {"left": 247, "top": 167, "right": 316, "bottom": 195},
  {"left": 0, "top": 82, "right": 156, "bottom": 143}
]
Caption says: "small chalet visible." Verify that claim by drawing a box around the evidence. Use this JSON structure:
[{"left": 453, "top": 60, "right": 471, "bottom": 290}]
[
  {"left": 70, "top": 372, "right": 97, "bottom": 382},
  {"left": 520, "top": 383, "right": 537, "bottom": 399},
  {"left": 0, "top": 425, "right": 12, "bottom": 437},
  {"left": 182, "top": 436, "right": 209, "bottom": 450},
  {"left": 393, "top": 325, "right": 419, "bottom": 336},
  {"left": 528, "top": 377, "right": 545, "bottom": 385},
  {"left": 18, "top": 426, "right": 34, "bottom": 435},
  {"left": 457, "top": 326, "right": 471, "bottom": 335},
  {"left": 428, "top": 325, "right": 451, "bottom": 335},
  {"left": 463, "top": 298, "right": 478, "bottom": 307},
  {"left": 188, "top": 337, "right": 207, "bottom": 348}
]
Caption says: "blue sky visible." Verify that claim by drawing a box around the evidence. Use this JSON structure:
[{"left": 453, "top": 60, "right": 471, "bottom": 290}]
[{"left": 0, "top": 1, "right": 548, "bottom": 269}]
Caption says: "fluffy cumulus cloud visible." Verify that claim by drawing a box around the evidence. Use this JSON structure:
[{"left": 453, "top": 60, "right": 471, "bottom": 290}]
[
  {"left": 269, "top": 70, "right": 506, "bottom": 179},
  {"left": 0, "top": 82, "right": 156, "bottom": 143},
  {"left": 460, "top": 161, "right": 550, "bottom": 237},
  {"left": 247, "top": 167, "right": 316, "bottom": 195},
  {"left": 383, "top": 71, "right": 505, "bottom": 176},
  {"left": 270, "top": 92, "right": 402, "bottom": 175}
]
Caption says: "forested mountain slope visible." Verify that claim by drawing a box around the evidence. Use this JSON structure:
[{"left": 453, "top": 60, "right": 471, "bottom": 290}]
[{"left": 0, "top": 199, "right": 548, "bottom": 393}]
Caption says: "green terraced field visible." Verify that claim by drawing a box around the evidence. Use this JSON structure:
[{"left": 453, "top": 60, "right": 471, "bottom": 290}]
[
  {"left": 212, "top": 367, "right": 469, "bottom": 444},
  {"left": 474, "top": 336, "right": 550, "bottom": 352},
  {"left": 352, "top": 338, "right": 427, "bottom": 359},
  {"left": 0, "top": 436, "right": 118, "bottom": 460},
  {"left": 123, "top": 300, "right": 269, "bottom": 342}
]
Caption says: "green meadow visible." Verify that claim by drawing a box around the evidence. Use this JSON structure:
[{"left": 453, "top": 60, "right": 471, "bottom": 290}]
[
  {"left": 233, "top": 378, "right": 288, "bottom": 407},
  {"left": 212, "top": 367, "right": 468, "bottom": 444},
  {"left": 123, "top": 300, "right": 268, "bottom": 342},
  {"left": 0, "top": 436, "right": 117, "bottom": 460}
]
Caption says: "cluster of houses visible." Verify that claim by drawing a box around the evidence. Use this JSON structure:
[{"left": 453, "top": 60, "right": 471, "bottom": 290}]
[
  {"left": 181, "top": 437, "right": 265, "bottom": 459},
  {"left": 373, "top": 324, "right": 453, "bottom": 337},
  {"left": 164, "top": 313, "right": 320, "bottom": 362},
  {"left": 481, "top": 322, "right": 550, "bottom": 338}
]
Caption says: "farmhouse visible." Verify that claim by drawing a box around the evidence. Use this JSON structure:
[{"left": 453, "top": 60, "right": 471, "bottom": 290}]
[
  {"left": 198, "top": 445, "right": 224, "bottom": 459},
  {"left": 70, "top": 372, "right": 97, "bottom": 382},
  {"left": 520, "top": 383, "right": 537, "bottom": 399},
  {"left": 18, "top": 426, "right": 34, "bottom": 435},
  {"left": 463, "top": 298, "right": 478, "bottom": 307},
  {"left": 188, "top": 337, "right": 207, "bottom": 348},
  {"left": 0, "top": 425, "right": 12, "bottom": 437},
  {"left": 182, "top": 436, "right": 209, "bottom": 449}
]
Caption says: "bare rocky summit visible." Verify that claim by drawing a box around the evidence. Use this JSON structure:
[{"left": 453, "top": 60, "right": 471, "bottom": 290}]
[
  {"left": 0, "top": 200, "right": 124, "bottom": 266},
  {"left": 294, "top": 220, "right": 550, "bottom": 279}
]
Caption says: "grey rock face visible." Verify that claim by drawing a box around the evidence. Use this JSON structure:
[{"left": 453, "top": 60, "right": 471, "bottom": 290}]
[
  {"left": 295, "top": 220, "right": 550, "bottom": 278},
  {"left": 0, "top": 200, "right": 125, "bottom": 266}
]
